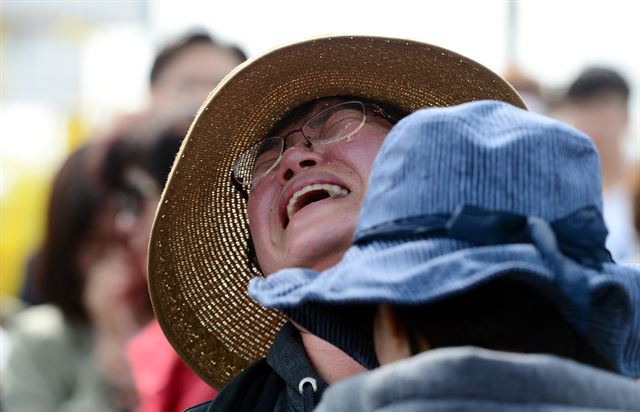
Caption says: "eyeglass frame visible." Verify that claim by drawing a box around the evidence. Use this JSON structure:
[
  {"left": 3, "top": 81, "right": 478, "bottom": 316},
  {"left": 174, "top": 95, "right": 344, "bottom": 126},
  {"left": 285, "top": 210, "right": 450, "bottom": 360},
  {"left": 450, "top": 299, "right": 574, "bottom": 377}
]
[{"left": 231, "top": 100, "right": 398, "bottom": 189}]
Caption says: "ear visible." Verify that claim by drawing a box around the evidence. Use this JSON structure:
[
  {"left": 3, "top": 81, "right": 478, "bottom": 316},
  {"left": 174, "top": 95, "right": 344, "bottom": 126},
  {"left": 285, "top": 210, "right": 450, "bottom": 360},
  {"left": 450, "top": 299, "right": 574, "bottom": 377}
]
[
  {"left": 373, "top": 304, "right": 411, "bottom": 365},
  {"left": 378, "top": 304, "right": 405, "bottom": 339}
]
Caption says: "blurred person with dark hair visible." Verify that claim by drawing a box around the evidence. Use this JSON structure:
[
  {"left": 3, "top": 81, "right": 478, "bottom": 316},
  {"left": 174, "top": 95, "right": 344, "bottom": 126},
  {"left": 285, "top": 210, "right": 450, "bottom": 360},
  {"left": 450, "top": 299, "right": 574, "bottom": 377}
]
[
  {"left": 2, "top": 144, "right": 153, "bottom": 412},
  {"left": 4, "top": 28, "right": 242, "bottom": 412},
  {"left": 560, "top": 67, "right": 639, "bottom": 261},
  {"left": 149, "top": 31, "right": 247, "bottom": 117},
  {"left": 101, "top": 117, "right": 217, "bottom": 412},
  {"left": 74, "top": 29, "right": 244, "bottom": 411}
]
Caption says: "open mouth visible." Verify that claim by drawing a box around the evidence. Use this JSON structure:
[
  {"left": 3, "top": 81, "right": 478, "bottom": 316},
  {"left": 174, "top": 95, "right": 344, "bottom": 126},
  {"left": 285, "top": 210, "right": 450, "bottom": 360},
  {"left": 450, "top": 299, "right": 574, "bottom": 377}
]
[{"left": 283, "top": 183, "right": 350, "bottom": 228}]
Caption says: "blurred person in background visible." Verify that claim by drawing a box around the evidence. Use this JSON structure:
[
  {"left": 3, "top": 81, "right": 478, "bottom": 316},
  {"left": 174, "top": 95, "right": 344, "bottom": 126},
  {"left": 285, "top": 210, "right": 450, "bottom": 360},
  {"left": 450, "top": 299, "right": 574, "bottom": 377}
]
[
  {"left": 149, "top": 31, "right": 247, "bottom": 117},
  {"left": 503, "top": 65, "right": 547, "bottom": 114},
  {"left": 99, "top": 30, "right": 246, "bottom": 412},
  {"left": 2, "top": 143, "right": 153, "bottom": 412},
  {"left": 558, "top": 67, "right": 639, "bottom": 262},
  {"left": 100, "top": 116, "right": 217, "bottom": 411},
  {"left": 4, "top": 28, "right": 245, "bottom": 412},
  {"left": 15, "top": 30, "right": 247, "bottom": 308}
]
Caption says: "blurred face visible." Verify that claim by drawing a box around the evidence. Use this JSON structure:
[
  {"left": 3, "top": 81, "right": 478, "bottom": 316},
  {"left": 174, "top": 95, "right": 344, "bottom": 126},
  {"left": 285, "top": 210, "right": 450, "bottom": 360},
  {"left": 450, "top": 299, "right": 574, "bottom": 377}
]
[
  {"left": 568, "top": 93, "right": 629, "bottom": 156},
  {"left": 151, "top": 43, "right": 242, "bottom": 114},
  {"left": 76, "top": 203, "right": 124, "bottom": 277},
  {"left": 247, "top": 98, "right": 394, "bottom": 274},
  {"left": 113, "top": 167, "right": 162, "bottom": 277},
  {"left": 75, "top": 201, "right": 148, "bottom": 307},
  {"left": 77, "top": 184, "right": 156, "bottom": 325}
]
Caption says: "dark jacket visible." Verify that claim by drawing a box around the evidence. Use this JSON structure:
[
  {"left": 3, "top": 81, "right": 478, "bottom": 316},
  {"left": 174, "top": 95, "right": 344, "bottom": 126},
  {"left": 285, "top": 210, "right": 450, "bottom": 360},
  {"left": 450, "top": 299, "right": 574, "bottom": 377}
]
[{"left": 186, "top": 323, "right": 327, "bottom": 412}]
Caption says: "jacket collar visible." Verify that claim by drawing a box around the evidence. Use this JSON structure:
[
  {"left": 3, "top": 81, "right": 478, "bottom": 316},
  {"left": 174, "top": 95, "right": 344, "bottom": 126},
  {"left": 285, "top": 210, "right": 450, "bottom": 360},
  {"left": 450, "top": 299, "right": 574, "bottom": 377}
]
[{"left": 267, "top": 323, "right": 328, "bottom": 411}]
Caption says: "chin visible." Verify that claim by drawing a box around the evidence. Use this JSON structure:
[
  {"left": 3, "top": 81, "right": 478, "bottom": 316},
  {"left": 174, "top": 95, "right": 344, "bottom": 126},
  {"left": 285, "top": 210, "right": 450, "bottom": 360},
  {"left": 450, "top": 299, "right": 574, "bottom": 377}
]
[{"left": 283, "top": 224, "right": 354, "bottom": 271}]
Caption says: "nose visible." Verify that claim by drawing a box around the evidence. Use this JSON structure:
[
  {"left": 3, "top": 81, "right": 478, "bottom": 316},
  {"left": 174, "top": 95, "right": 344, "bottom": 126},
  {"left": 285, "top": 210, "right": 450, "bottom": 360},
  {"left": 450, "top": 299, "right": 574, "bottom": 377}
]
[{"left": 276, "top": 144, "right": 326, "bottom": 184}]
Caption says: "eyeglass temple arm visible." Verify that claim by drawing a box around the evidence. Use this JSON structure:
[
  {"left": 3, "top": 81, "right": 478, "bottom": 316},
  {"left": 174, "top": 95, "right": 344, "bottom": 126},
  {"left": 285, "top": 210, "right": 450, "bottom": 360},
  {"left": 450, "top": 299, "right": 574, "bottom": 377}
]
[{"left": 365, "top": 103, "right": 398, "bottom": 124}]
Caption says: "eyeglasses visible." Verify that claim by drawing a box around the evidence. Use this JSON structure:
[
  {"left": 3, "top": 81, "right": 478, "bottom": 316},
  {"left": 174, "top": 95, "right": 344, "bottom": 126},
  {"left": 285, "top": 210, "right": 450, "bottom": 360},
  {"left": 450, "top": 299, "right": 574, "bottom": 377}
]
[{"left": 232, "top": 100, "right": 396, "bottom": 187}]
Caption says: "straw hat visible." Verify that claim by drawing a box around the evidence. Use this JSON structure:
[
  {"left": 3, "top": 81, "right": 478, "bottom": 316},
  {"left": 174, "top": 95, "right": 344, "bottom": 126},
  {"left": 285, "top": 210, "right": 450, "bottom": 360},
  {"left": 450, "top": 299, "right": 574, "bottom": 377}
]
[{"left": 148, "top": 35, "right": 526, "bottom": 389}]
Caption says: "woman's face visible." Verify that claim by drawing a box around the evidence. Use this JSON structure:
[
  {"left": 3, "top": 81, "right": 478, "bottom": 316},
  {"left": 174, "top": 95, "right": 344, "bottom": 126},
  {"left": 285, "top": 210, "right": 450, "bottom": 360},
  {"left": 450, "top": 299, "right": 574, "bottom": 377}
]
[
  {"left": 76, "top": 192, "right": 151, "bottom": 307},
  {"left": 75, "top": 203, "right": 123, "bottom": 278},
  {"left": 246, "top": 98, "right": 394, "bottom": 275},
  {"left": 113, "top": 166, "right": 162, "bottom": 279}
]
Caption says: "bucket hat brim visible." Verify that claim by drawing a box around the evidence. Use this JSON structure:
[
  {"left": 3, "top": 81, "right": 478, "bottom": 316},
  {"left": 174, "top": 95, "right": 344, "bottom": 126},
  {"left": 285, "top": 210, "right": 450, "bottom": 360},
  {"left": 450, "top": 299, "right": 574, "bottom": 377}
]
[{"left": 249, "top": 238, "right": 638, "bottom": 376}]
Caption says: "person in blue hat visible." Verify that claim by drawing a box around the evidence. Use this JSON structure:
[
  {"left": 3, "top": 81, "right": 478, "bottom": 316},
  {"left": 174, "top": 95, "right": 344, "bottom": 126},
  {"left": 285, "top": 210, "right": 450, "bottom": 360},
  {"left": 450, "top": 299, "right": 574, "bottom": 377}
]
[{"left": 250, "top": 100, "right": 640, "bottom": 411}]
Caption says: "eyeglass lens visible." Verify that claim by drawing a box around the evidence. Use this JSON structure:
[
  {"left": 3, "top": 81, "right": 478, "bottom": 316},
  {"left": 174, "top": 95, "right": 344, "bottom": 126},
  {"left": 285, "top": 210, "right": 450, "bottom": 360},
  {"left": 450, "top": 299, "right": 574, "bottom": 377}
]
[{"left": 233, "top": 101, "right": 367, "bottom": 186}]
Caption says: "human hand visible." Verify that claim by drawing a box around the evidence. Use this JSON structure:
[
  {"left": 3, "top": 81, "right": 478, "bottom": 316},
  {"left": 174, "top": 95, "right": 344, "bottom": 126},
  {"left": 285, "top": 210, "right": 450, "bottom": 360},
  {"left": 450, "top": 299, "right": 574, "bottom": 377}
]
[{"left": 82, "top": 246, "right": 143, "bottom": 411}]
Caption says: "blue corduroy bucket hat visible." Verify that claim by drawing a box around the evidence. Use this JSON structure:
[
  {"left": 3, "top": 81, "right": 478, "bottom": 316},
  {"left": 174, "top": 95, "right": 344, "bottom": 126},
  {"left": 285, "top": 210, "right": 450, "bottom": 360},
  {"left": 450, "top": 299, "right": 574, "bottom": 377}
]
[{"left": 249, "top": 100, "right": 640, "bottom": 377}]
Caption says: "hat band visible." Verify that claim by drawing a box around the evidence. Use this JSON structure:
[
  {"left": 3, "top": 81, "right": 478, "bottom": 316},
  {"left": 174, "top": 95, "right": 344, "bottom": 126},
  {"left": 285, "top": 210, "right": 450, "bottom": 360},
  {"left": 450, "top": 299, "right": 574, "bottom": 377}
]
[{"left": 355, "top": 205, "right": 614, "bottom": 331}]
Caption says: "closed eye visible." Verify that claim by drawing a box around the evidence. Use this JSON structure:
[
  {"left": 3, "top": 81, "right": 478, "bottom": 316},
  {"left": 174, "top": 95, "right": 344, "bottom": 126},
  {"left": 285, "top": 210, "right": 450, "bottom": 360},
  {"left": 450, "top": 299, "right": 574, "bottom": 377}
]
[{"left": 307, "top": 109, "right": 363, "bottom": 142}]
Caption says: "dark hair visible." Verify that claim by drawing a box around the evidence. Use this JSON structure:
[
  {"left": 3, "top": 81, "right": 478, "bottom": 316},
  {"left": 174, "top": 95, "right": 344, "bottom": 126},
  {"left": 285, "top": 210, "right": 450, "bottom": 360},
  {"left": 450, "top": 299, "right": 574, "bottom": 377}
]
[
  {"left": 567, "top": 67, "right": 630, "bottom": 102},
  {"left": 101, "top": 127, "right": 183, "bottom": 192},
  {"left": 392, "top": 278, "right": 614, "bottom": 372},
  {"left": 34, "top": 144, "right": 108, "bottom": 322},
  {"left": 104, "top": 111, "right": 194, "bottom": 183},
  {"left": 150, "top": 31, "right": 247, "bottom": 86}
]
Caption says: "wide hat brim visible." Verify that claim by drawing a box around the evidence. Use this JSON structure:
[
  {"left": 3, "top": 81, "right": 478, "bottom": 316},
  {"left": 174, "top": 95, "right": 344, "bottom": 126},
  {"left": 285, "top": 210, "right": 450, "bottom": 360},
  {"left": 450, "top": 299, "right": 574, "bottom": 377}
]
[
  {"left": 249, "top": 238, "right": 637, "bottom": 376},
  {"left": 148, "top": 34, "right": 526, "bottom": 389}
]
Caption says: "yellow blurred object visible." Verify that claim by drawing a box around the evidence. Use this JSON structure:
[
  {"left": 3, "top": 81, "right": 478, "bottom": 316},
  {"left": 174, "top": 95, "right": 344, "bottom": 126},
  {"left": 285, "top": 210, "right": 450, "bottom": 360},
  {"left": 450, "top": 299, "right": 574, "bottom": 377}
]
[
  {"left": 0, "top": 114, "right": 89, "bottom": 298},
  {"left": 55, "top": 17, "right": 90, "bottom": 44},
  {"left": 67, "top": 110, "right": 90, "bottom": 151},
  {"left": 0, "top": 171, "right": 49, "bottom": 297}
]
